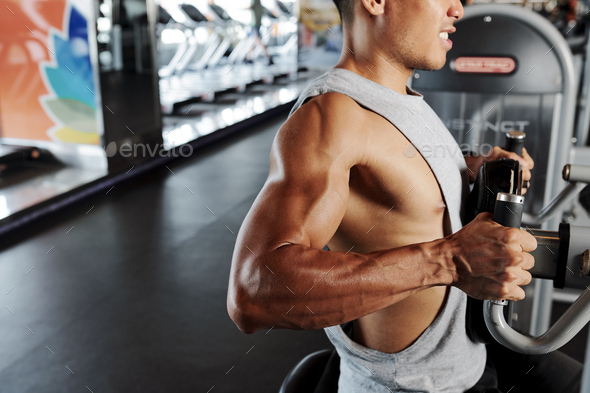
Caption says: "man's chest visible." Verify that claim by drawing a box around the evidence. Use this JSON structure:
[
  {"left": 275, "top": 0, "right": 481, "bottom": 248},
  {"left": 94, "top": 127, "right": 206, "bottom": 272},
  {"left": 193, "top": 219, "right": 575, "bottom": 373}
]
[
  {"left": 327, "top": 123, "right": 455, "bottom": 252},
  {"left": 349, "top": 119, "right": 449, "bottom": 219}
]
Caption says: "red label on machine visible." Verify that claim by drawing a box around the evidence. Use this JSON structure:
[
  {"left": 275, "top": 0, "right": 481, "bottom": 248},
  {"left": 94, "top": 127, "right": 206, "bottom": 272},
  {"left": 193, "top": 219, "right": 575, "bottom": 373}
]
[{"left": 453, "top": 57, "right": 516, "bottom": 74}]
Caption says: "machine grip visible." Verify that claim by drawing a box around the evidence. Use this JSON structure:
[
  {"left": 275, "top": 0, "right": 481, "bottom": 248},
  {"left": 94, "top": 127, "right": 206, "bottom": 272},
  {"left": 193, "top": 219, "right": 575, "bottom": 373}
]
[
  {"left": 484, "top": 290, "right": 590, "bottom": 355},
  {"left": 563, "top": 164, "right": 590, "bottom": 183},
  {"left": 505, "top": 130, "right": 526, "bottom": 155},
  {"left": 484, "top": 193, "right": 590, "bottom": 355},
  {"left": 493, "top": 193, "right": 525, "bottom": 228}
]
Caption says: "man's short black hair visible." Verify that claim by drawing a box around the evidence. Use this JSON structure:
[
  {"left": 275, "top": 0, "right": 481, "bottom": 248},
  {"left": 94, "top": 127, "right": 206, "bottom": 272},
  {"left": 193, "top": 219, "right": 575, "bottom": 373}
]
[{"left": 332, "top": 0, "right": 354, "bottom": 25}]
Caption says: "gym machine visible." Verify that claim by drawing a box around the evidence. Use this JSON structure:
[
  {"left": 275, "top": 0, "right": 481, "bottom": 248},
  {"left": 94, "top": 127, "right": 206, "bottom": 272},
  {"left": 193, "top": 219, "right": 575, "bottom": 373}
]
[{"left": 464, "top": 131, "right": 590, "bottom": 356}]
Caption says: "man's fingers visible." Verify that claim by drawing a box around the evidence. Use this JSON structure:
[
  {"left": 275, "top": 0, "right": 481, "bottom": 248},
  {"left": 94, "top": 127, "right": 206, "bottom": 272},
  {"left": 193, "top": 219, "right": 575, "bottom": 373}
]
[
  {"left": 503, "top": 147, "right": 534, "bottom": 171},
  {"left": 495, "top": 286, "right": 525, "bottom": 302},
  {"left": 521, "top": 252, "right": 535, "bottom": 270},
  {"left": 492, "top": 146, "right": 534, "bottom": 171},
  {"left": 507, "top": 286, "right": 526, "bottom": 302},
  {"left": 519, "top": 231, "right": 538, "bottom": 252},
  {"left": 522, "top": 147, "right": 535, "bottom": 170},
  {"left": 522, "top": 270, "right": 533, "bottom": 286},
  {"left": 522, "top": 169, "right": 531, "bottom": 182},
  {"left": 514, "top": 154, "right": 529, "bottom": 169},
  {"left": 503, "top": 151, "right": 529, "bottom": 169}
]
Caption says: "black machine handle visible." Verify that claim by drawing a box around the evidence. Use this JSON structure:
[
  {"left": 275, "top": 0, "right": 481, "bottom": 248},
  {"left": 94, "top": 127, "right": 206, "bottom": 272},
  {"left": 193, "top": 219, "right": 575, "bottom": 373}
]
[
  {"left": 505, "top": 130, "right": 526, "bottom": 156},
  {"left": 487, "top": 134, "right": 527, "bottom": 331},
  {"left": 494, "top": 131, "right": 526, "bottom": 227},
  {"left": 493, "top": 193, "right": 525, "bottom": 228},
  {"left": 491, "top": 191, "right": 524, "bottom": 327},
  {"left": 492, "top": 130, "right": 526, "bottom": 322}
]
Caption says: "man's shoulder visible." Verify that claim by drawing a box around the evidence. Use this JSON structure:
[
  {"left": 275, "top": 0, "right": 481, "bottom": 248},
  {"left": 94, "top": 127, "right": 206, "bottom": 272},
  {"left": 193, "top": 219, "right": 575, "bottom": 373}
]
[
  {"left": 295, "top": 91, "right": 362, "bottom": 115},
  {"left": 289, "top": 92, "right": 381, "bottom": 134},
  {"left": 277, "top": 93, "right": 370, "bottom": 165}
]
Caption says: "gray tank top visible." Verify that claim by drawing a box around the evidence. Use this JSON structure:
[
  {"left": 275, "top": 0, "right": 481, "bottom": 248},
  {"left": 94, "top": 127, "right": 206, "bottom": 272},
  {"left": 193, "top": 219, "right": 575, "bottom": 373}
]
[{"left": 289, "top": 68, "right": 487, "bottom": 392}]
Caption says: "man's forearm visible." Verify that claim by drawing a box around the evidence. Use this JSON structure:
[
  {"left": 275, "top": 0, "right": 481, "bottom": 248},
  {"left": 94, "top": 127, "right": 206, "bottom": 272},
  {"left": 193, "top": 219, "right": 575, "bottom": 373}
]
[{"left": 229, "top": 239, "right": 456, "bottom": 333}]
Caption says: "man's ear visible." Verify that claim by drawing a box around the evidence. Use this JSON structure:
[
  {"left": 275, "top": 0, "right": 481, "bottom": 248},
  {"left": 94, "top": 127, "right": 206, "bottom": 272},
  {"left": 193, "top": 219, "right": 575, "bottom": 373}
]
[{"left": 360, "top": 0, "right": 386, "bottom": 17}]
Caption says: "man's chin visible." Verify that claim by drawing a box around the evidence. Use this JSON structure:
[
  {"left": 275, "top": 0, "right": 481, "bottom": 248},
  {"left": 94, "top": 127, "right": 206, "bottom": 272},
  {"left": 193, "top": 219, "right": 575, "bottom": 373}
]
[
  {"left": 414, "top": 65, "right": 444, "bottom": 72},
  {"left": 414, "top": 59, "right": 447, "bottom": 72}
]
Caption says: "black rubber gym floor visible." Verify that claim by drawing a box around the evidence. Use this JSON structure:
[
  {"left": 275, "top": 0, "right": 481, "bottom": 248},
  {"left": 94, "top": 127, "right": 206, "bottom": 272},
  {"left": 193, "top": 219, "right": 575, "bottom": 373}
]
[
  {"left": 0, "top": 111, "right": 585, "bottom": 393},
  {"left": 0, "top": 112, "right": 330, "bottom": 393}
]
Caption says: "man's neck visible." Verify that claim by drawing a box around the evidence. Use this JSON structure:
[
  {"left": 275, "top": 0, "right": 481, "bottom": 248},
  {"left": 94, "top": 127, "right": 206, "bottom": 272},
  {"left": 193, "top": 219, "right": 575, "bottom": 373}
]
[{"left": 334, "top": 35, "right": 414, "bottom": 95}]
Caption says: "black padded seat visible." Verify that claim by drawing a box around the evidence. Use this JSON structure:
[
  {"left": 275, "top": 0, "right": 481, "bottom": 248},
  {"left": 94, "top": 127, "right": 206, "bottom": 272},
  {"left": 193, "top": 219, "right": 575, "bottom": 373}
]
[{"left": 279, "top": 349, "right": 340, "bottom": 393}]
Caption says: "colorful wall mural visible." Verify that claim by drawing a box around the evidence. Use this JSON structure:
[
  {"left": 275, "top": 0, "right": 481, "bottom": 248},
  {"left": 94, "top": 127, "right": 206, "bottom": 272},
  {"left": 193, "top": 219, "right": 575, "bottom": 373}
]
[{"left": 0, "top": 0, "right": 101, "bottom": 144}]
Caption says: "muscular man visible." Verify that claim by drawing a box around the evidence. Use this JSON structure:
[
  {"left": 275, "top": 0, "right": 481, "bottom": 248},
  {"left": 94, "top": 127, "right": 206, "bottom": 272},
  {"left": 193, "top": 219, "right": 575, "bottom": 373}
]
[{"left": 227, "top": 0, "right": 581, "bottom": 391}]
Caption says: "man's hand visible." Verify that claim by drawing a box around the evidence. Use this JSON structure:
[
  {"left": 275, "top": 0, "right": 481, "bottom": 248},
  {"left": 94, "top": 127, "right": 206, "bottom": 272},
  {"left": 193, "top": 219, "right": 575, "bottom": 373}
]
[
  {"left": 446, "top": 212, "right": 537, "bottom": 301},
  {"left": 465, "top": 147, "right": 535, "bottom": 194}
]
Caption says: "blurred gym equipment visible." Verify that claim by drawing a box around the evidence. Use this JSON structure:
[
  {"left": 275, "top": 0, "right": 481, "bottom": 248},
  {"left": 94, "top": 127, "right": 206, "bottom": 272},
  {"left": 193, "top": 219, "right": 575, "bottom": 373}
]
[{"left": 157, "top": 0, "right": 298, "bottom": 115}]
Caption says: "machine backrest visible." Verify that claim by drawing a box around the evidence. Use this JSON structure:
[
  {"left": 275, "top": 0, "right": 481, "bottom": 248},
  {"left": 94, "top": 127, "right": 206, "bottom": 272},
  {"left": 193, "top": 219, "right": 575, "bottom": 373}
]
[{"left": 411, "top": 4, "right": 577, "bottom": 219}]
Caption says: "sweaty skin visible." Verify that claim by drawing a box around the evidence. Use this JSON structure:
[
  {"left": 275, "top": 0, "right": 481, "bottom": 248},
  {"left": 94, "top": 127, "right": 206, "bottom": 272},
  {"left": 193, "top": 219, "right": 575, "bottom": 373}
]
[{"left": 227, "top": 0, "right": 537, "bottom": 354}]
